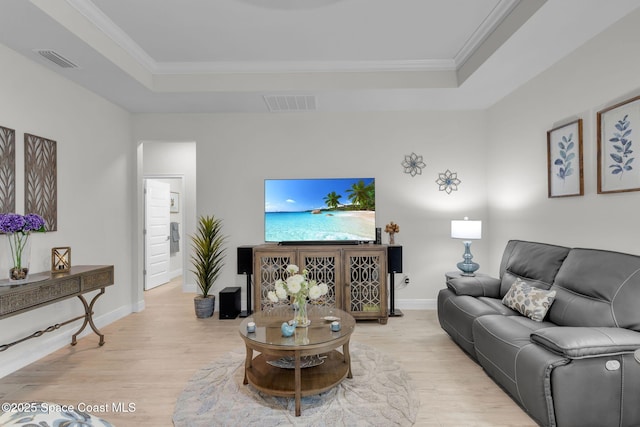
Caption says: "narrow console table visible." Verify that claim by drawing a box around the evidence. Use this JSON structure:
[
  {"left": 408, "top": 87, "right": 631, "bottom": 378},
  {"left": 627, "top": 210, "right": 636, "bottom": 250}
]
[{"left": 0, "top": 265, "right": 114, "bottom": 351}]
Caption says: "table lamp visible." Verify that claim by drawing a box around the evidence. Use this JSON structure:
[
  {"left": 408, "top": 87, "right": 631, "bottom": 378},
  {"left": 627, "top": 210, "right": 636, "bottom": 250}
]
[{"left": 451, "top": 217, "right": 482, "bottom": 276}]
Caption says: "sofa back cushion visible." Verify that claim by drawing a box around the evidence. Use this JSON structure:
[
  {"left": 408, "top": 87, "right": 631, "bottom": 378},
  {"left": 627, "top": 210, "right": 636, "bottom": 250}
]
[
  {"left": 499, "top": 240, "right": 571, "bottom": 297},
  {"left": 549, "top": 248, "right": 640, "bottom": 331}
]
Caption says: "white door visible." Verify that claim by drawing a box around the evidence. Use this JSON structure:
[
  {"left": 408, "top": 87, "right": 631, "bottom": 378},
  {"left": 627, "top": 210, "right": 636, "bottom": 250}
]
[{"left": 145, "top": 180, "right": 171, "bottom": 290}]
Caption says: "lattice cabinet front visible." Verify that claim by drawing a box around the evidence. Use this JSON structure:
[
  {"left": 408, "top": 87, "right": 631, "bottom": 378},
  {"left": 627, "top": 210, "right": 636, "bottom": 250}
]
[
  {"left": 251, "top": 244, "right": 388, "bottom": 324},
  {"left": 299, "top": 250, "right": 342, "bottom": 310},
  {"left": 344, "top": 248, "right": 388, "bottom": 323},
  {"left": 254, "top": 248, "right": 296, "bottom": 311}
]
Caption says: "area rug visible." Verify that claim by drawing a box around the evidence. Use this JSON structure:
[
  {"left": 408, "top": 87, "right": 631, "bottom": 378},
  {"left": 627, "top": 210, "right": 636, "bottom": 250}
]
[
  {"left": 173, "top": 342, "right": 419, "bottom": 426},
  {"left": 0, "top": 402, "right": 113, "bottom": 426}
]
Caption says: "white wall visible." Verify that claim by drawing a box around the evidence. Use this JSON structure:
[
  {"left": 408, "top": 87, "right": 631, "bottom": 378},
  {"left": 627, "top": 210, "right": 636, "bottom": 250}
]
[
  {"left": 133, "top": 111, "right": 489, "bottom": 310},
  {"left": 486, "top": 7, "right": 640, "bottom": 274},
  {"left": 0, "top": 43, "right": 134, "bottom": 377}
]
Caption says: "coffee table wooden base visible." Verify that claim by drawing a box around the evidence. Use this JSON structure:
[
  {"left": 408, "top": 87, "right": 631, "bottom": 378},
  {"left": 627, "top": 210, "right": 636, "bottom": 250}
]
[{"left": 243, "top": 347, "right": 352, "bottom": 416}]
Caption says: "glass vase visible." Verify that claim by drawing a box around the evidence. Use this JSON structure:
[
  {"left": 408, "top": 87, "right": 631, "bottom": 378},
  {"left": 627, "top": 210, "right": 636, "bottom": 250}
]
[
  {"left": 293, "top": 295, "right": 310, "bottom": 327},
  {"left": 6, "top": 232, "right": 31, "bottom": 283}
]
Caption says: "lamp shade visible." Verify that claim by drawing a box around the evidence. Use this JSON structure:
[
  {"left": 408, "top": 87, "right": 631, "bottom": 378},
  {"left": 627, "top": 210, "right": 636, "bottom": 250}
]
[{"left": 451, "top": 218, "right": 482, "bottom": 240}]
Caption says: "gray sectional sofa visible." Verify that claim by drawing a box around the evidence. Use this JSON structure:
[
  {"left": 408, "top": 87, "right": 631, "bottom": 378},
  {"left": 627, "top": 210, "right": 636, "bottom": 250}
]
[{"left": 437, "top": 240, "right": 640, "bottom": 427}]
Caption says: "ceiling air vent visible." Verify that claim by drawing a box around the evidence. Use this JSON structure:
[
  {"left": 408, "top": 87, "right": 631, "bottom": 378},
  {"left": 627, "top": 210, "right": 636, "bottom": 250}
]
[
  {"left": 34, "top": 50, "right": 78, "bottom": 68},
  {"left": 264, "top": 95, "right": 317, "bottom": 112}
]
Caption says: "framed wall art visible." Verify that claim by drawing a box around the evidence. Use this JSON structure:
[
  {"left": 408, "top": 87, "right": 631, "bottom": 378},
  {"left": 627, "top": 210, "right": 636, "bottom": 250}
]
[
  {"left": 597, "top": 95, "right": 640, "bottom": 194},
  {"left": 0, "top": 125, "right": 16, "bottom": 212},
  {"left": 170, "top": 191, "right": 180, "bottom": 213},
  {"left": 547, "top": 119, "right": 584, "bottom": 198}
]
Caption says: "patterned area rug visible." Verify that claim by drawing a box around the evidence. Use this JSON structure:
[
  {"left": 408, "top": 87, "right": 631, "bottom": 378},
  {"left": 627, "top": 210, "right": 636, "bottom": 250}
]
[
  {"left": 173, "top": 342, "right": 419, "bottom": 426},
  {"left": 0, "top": 402, "right": 113, "bottom": 426}
]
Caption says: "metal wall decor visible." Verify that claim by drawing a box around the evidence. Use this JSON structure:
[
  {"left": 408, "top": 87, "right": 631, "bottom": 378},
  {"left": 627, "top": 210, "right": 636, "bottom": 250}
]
[
  {"left": 436, "top": 170, "right": 461, "bottom": 194},
  {"left": 0, "top": 125, "right": 16, "bottom": 213},
  {"left": 25, "top": 133, "right": 57, "bottom": 231},
  {"left": 401, "top": 152, "right": 426, "bottom": 177}
]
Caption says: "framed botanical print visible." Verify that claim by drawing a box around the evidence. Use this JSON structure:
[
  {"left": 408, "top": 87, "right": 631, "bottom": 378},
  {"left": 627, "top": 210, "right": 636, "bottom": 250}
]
[
  {"left": 547, "top": 119, "right": 584, "bottom": 198},
  {"left": 597, "top": 95, "right": 640, "bottom": 194},
  {"left": 170, "top": 192, "right": 180, "bottom": 213}
]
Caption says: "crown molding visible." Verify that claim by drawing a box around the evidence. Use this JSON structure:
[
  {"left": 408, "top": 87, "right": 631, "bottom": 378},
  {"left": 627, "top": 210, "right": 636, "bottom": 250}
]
[
  {"left": 65, "top": 0, "right": 156, "bottom": 72},
  {"left": 453, "top": 0, "right": 520, "bottom": 67}
]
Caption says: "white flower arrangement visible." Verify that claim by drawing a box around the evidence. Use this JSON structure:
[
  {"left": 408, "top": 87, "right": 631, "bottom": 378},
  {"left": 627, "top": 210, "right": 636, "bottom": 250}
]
[{"left": 267, "top": 264, "right": 329, "bottom": 304}]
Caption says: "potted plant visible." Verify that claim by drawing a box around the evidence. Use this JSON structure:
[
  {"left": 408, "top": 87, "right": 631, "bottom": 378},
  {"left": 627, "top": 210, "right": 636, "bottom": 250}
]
[{"left": 190, "top": 215, "right": 227, "bottom": 318}]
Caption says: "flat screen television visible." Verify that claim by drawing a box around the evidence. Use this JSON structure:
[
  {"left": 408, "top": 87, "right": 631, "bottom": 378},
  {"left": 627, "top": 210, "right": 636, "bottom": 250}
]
[{"left": 265, "top": 177, "right": 376, "bottom": 244}]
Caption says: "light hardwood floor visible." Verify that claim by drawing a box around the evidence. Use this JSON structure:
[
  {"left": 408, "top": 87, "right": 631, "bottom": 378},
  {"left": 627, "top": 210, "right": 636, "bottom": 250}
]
[{"left": 0, "top": 279, "right": 537, "bottom": 426}]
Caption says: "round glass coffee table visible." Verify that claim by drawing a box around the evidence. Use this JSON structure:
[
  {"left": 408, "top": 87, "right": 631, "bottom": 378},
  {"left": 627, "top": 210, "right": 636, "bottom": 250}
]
[{"left": 239, "top": 305, "right": 355, "bottom": 416}]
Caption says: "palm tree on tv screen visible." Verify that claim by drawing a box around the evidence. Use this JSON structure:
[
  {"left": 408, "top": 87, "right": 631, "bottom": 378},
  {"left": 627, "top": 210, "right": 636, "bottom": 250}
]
[
  {"left": 346, "top": 180, "right": 375, "bottom": 210},
  {"left": 323, "top": 191, "right": 342, "bottom": 210}
]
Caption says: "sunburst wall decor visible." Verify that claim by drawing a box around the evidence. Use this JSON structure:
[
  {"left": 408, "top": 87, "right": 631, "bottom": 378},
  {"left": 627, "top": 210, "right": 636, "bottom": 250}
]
[
  {"left": 436, "top": 170, "right": 461, "bottom": 194},
  {"left": 401, "top": 152, "right": 426, "bottom": 177}
]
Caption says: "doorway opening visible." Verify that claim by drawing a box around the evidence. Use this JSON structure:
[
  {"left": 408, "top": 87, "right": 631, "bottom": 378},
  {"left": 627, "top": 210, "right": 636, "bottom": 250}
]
[{"left": 138, "top": 141, "right": 196, "bottom": 306}]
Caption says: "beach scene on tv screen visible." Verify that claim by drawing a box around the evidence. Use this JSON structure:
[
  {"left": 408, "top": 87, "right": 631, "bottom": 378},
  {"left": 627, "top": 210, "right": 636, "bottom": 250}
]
[{"left": 265, "top": 178, "right": 375, "bottom": 242}]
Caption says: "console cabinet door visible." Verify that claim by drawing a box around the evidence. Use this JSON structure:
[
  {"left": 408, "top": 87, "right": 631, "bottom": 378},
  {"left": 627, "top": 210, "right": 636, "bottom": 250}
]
[
  {"left": 298, "top": 249, "right": 342, "bottom": 311},
  {"left": 344, "top": 248, "right": 388, "bottom": 324},
  {"left": 253, "top": 248, "right": 296, "bottom": 312}
]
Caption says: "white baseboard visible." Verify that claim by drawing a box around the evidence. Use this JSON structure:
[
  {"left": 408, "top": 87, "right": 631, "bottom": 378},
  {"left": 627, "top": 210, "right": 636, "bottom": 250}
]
[
  {"left": 395, "top": 298, "right": 437, "bottom": 310},
  {"left": 0, "top": 305, "right": 132, "bottom": 379}
]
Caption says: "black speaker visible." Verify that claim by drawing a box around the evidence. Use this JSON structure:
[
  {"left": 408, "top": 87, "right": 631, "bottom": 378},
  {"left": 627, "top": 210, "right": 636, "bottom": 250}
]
[
  {"left": 237, "top": 246, "right": 253, "bottom": 275},
  {"left": 219, "top": 287, "right": 241, "bottom": 319},
  {"left": 388, "top": 245, "right": 403, "bottom": 273},
  {"left": 375, "top": 227, "right": 382, "bottom": 244}
]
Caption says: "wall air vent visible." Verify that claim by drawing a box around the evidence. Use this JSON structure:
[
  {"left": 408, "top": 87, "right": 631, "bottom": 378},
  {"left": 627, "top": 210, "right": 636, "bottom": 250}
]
[
  {"left": 263, "top": 95, "right": 317, "bottom": 112},
  {"left": 34, "top": 50, "right": 78, "bottom": 68}
]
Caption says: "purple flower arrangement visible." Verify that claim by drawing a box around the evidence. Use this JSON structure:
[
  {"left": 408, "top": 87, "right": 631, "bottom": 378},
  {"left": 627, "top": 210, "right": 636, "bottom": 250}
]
[
  {"left": 0, "top": 213, "right": 46, "bottom": 281},
  {"left": 0, "top": 213, "right": 46, "bottom": 234}
]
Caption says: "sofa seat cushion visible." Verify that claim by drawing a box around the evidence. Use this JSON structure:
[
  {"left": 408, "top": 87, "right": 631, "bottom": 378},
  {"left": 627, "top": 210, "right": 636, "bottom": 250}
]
[
  {"left": 531, "top": 326, "right": 640, "bottom": 358},
  {"left": 437, "top": 291, "right": 516, "bottom": 359},
  {"left": 477, "top": 297, "right": 520, "bottom": 316},
  {"left": 472, "top": 315, "right": 555, "bottom": 396},
  {"left": 502, "top": 278, "right": 556, "bottom": 322}
]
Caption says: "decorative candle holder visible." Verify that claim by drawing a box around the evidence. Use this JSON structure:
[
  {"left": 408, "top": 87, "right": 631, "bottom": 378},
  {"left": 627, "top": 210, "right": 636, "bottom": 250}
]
[{"left": 51, "top": 247, "right": 71, "bottom": 273}]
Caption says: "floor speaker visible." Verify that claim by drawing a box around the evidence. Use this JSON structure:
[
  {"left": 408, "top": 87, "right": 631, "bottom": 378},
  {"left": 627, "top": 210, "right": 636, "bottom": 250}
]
[
  {"left": 219, "top": 287, "right": 241, "bottom": 319},
  {"left": 388, "top": 245, "right": 403, "bottom": 273},
  {"left": 237, "top": 246, "right": 253, "bottom": 275}
]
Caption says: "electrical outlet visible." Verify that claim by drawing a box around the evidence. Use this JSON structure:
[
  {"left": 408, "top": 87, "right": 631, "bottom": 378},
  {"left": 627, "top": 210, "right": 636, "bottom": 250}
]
[{"left": 402, "top": 274, "right": 410, "bottom": 285}]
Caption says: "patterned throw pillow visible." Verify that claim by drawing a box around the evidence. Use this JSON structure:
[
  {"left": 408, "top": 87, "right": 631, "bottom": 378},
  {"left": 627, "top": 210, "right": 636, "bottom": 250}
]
[{"left": 502, "top": 278, "right": 556, "bottom": 322}]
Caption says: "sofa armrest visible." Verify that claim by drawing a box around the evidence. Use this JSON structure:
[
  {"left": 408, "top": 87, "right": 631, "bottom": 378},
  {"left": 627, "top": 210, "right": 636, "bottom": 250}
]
[
  {"left": 447, "top": 275, "right": 501, "bottom": 298},
  {"left": 531, "top": 327, "right": 640, "bottom": 359}
]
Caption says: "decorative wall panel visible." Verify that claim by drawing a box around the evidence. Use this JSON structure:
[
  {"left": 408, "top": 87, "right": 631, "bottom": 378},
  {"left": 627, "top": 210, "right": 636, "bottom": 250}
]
[
  {"left": 24, "top": 133, "right": 57, "bottom": 231},
  {"left": 0, "top": 126, "right": 15, "bottom": 213}
]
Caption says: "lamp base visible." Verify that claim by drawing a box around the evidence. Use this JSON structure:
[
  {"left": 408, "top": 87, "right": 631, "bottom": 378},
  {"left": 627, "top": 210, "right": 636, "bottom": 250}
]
[{"left": 457, "top": 241, "right": 479, "bottom": 276}]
